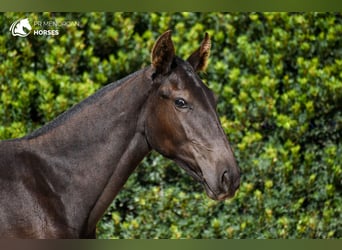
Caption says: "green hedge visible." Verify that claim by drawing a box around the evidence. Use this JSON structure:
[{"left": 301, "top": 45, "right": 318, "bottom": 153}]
[{"left": 0, "top": 12, "right": 341, "bottom": 238}]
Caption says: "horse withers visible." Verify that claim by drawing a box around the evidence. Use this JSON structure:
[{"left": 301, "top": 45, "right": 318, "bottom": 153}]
[{"left": 0, "top": 31, "right": 240, "bottom": 238}]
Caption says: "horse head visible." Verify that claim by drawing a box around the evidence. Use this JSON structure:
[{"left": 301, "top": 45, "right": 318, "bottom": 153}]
[{"left": 143, "top": 31, "right": 240, "bottom": 201}]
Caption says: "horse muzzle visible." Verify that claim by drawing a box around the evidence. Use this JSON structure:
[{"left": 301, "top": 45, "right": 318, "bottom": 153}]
[{"left": 202, "top": 168, "right": 240, "bottom": 201}]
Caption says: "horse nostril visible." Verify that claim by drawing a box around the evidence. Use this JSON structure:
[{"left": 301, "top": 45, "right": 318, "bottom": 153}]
[
  {"left": 222, "top": 170, "right": 240, "bottom": 191},
  {"left": 222, "top": 170, "right": 229, "bottom": 184}
]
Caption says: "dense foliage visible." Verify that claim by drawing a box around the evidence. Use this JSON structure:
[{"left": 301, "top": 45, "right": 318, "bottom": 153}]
[{"left": 0, "top": 12, "right": 341, "bottom": 238}]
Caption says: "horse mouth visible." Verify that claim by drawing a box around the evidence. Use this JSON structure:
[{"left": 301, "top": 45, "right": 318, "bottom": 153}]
[
  {"left": 174, "top": 159, "right": 236, "bottom": 201},
  {"left": 202, "top": 181, "right": 236, "bottom": 201}
]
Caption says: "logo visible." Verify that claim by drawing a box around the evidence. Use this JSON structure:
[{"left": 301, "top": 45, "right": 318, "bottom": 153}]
[
  {"left": 9, "top": 17, "right": 80, "bottom": 38},
  {"left": 9, "top": 18, "right": 32, "bottom": 37}
]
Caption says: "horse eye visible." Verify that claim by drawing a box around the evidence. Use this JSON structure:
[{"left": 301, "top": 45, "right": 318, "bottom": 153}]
[{"left": 174, "top": 98, "right": 187, "bottom": 108}]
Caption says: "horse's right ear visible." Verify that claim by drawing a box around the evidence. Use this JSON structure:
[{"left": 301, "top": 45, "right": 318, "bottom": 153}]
[
  {"left": 187, "top": 32, "right": 211, "bottom": 72},
  {"left": 151, "top": 30, "right": 175, "bottom": 76}
]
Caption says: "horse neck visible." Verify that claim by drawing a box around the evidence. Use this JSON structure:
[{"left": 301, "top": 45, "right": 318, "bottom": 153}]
[{"left": 25, "top": 67, "right": 153, "bottom": 236}]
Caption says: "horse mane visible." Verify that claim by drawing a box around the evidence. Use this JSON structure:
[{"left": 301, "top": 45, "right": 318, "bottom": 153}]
[{"left": 25, "top": 67, "right": 148, "bottom": 139}]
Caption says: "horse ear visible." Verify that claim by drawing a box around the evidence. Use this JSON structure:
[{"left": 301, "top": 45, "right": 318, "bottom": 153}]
[
  {"left": 187, "top": 32, "right": 211, "bottom": 72},
  {"left": 151, "top": 30, "right": 175, "bottom": 76}
]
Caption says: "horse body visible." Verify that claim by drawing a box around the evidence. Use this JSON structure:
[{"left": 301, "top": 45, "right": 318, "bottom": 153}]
[{"left": 0, "top": 31, "right": 240, "bottom": 238}]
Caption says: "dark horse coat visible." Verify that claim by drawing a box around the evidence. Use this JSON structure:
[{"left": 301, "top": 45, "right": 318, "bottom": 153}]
[{"left": 0, "top": 31, "right": 240, "bottom": 238}]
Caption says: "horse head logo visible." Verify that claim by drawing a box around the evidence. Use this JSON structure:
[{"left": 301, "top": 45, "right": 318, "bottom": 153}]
[{"left": 10, "top": 18, "right": 32, "bottom": 37}]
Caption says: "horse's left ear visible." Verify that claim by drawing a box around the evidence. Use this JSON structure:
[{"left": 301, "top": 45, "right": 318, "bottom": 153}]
[{"left": 187, "top": 32, "right": 211, "bottom": 72}]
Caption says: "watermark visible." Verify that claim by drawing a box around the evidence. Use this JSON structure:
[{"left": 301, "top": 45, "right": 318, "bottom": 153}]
[
  {"left": 9, "top": 18, "right": 32, "bottom": 37},
  {"left": 9, "top": 17, "right": 81, "bottom": 37}
]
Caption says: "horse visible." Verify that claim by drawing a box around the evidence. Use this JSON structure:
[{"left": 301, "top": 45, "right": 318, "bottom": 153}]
[{"left": 0, "top": 31, "right": 240, "bottom": 238}]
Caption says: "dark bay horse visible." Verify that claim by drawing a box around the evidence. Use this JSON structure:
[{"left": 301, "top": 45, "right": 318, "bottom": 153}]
[{"left": 0, "top": 31, "right": 240, "bottom": 238}]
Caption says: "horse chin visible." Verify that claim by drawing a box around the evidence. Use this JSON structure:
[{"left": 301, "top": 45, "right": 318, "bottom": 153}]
[
  {"left": 173, "top": 159, "right": 203, "bottom": 183},
  {"left": 204, "top": 188, "right": 234, "bottom": 201}
]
